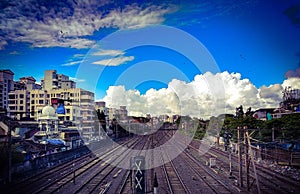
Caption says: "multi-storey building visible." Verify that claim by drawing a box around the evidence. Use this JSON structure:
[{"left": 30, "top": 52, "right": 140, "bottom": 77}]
[
  {"left": 0, "top": 69, "right": 14, "bottom": 109},
  {"left": 115, "top": 105, "right": 128, "bottom": 120},
  {"left": 6, "top": 69, "right": 95, "bottom": 137},
  {"left": 41, "top": 70, "right": 76, "bottom": 91},
  {"left": 95, "top": 101, "right": 107, "bottom": 114},
  {"left": 107, "top": 107, "right": 116, "bottom": 121},
  {"left": 15, "top": 76, "right": 41, "bottom": 90},
  {"left": 29, "top": 88, "right": 95, "bottom": 133},
  {"left": 8, "top": 90, "right": 30, "bottom": 119}
]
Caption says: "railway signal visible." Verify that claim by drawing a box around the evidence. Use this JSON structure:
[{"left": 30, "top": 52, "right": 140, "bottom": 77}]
[
  {"left": 223, "top": 131, "right": 232, "bottom": 151},
  {"left": 132, "top": 156, "right": 145, "bottom": 194}
]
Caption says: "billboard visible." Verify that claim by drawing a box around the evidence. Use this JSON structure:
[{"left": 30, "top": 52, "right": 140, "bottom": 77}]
[{"left": 51, "top": 98, "right": 66, "bottom": 114}]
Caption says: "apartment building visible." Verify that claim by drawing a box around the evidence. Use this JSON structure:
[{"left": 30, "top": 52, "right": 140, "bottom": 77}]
[
  {"left": 8, "top": 90, "right": 30, "bottom": 119},
  {"left": 6, "top": 69, "right": 95, "bottom": 135},
  {"left": 16, "top": 76, "right": 41, "bottom": 90},
  {"left": 7, "top": 76, "right": 42, "bottom": 119},
  {"left": 95, "top": 101, "right": 107, "bottom": 114},
  {"left": 41, "top": 70, "right": 76, "bottom": 91},
  {"left": 115, "top": 105, "right": 128, "bottom": 120},
  {"left": 29, "top": 88, "right": 95, "bottom": 132},
  {"left": 0, "top": 69, "right": 14, "bottom": 109}
]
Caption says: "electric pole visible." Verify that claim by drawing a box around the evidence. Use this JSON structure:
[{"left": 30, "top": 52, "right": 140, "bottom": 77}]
[
  {"left": 244, "top": 126, "right": 250, "bottom": 190},
  {"left": 237, "top": 126, "right": 243, "bottom": 187}
]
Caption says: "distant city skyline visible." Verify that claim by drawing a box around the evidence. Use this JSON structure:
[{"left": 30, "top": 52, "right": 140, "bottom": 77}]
[{"left": 1, "top": 0, "right": 300, "bottom": 118}]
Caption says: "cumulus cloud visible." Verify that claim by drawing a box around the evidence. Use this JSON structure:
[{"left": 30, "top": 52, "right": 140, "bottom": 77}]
[
  {"left": 282, "top": 77, "right": 300, "bottom": 89},
  {"left": 258, "top": 84, "right": 282, "bottom": 101},
  {"left": 101, "top": 71, "right": 300, "bottom": 119},
  {"left": 0, "top": 1, "right": 176, "bottom": 50},
  {"left": 93, "top": 56, "right": 134, "bottom": 66}
]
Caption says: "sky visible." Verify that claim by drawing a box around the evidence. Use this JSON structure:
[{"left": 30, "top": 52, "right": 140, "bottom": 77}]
[{"left": 1, "top": 0, "right": 300, "bottom": 118}]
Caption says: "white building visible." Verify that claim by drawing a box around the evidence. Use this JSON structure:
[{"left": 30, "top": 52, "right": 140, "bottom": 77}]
[
  {"left": 41, "top": 70, "right": 76, "bottom": 91},
  {"left": 8, "top": 90, "right": 30, "bottom": 119},
  {"left": 29, "top": 88, "right": 95, "bottom": 132},
  {"left": 0, "top": 70, "right": 14, "bottom": 109}
]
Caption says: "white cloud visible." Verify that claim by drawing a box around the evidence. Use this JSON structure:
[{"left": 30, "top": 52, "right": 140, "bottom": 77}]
[
  {"left": 258, "top": 84, "right": 282, "bottom": 100},
  {"left": 92, "top": 49, "right": 125, "bottom": 56},
  {"left": 93, "top": 56, "right": 134, "bottom": 66},
  {"left": 62, "top": 60, "right": 83, "bottom": 66},
  {"left": 73, "top": 54, "right": 85, "bottom": 58},
  {"left": 69, "top": 77, "right": 85, "bottom": 83},
  {"left": 282, "top": 77, "right": 300, "bottom": 89},
  {"left": 101, "top": 71, "right": 300, "bottom": 119},
  {"left": 100, "top": 4, "right": 177, "bottom": 29},
  {"left": 0, "top": 1, "right": 176, "bottom": 50}
]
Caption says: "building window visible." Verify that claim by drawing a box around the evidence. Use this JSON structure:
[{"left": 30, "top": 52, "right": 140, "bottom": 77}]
[
  {"left": 39, "top": 100, "right": 44, "bottom": 104},
  {"left": 39, "top": 94, "right": 44, "bottom": 98},
  {"left": 31, "top": 100, "right": 35, "bottom": 104},
  {"left": 66, "top": 109, "right": 70, "bottom": 114},
  {"left": 9, "top": 94, "right": 15, "bottom": 99},
  {"left": 66, "top": 116, "right": 70, "bottom": 121},
  {"left": 19, "top": 94, "right": 24, "bottom": 98},
  {"left": 31, "top": 94, "right": 35, "bottom": 98},
  {"left": 20, "top": 106, "right": 23, "bottom": 111},
  {"left": 20, "top": 100, "right": 23, "bottom": 104}
]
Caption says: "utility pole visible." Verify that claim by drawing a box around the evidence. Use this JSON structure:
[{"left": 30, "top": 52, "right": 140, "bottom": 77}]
[
  {"left": 237, "top": 127, "right": 243, "bottom": 187},
  {"left": 8, "top": 121, "right": 12, "bottom": 183},
  {"left": 244, "top": 126, "right": 250, "bottom": 190},
  {"left": 245, "top": 130, "right": 261, "bottom": 194},
  {"left": 73, "top": 161, "right": 76, "bottom": 184},
  {"left": 229, "top": 146, "right": 233, "bottom": 178}
]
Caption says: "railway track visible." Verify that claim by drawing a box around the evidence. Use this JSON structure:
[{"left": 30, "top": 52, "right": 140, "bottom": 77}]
[
  {"left": 210, "top": 146, "right": 300, "bottom": 193},
  {"left": 3, "top": 136, "right": 139, "bottom": 194},
  {"left": 164, "top": 131, "right": 240, "bottom": 194},
  {"left": 158, "top": 135, "right": 191, "bottom": 194},
  {"left": 116, "top": 134, "right": 153, "bottom": 194},
  {"left": 43, "top": 136, "right": 144, "bottom": 194},
  {"left": 190, "top": 139, "right": 300, "bottom": 193}
]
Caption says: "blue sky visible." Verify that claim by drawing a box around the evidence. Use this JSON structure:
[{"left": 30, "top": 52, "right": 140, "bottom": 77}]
[{"left": 0, "top": 0, "right": 300, "bottom": 116}]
